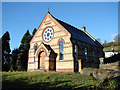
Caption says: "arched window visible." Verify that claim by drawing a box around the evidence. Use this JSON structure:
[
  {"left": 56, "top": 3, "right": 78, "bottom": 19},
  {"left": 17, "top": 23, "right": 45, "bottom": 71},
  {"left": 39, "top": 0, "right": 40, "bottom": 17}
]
[
  {"left": 99, "top": 51, "right": 101, "bottom": 58},
  {"left": 75, "top": 45, "right": 78, "bottom": 61},
  {"left": 59, "top": 41, "right": 63, "bottom": 60},
  {"left": 93, "top": 49, "right": 95, "bottom": 61},
  {"left": 34, "top": 45, "right": 38, "bottom": 54},
  {"left": 33, "top": 44, "right": 38, "bottom": 62},
  {"left": 85, "top": 48, "right": 87, "bottom": 62}
]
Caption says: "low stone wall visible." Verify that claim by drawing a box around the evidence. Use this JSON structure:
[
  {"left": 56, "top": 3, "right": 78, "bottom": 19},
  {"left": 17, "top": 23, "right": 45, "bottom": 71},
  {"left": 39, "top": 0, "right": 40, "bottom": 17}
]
[
  {"left": 100, "top": 61, "right": 120, "bottom": 71},
  {"left": 80, "top": 68, "right": 120, "bottom": 82}
]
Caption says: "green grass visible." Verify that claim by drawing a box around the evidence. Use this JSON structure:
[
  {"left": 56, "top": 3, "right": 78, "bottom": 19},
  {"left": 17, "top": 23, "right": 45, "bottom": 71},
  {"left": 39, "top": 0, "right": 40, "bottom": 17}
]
[
  {"left": 104, "top": 46, "right": 120, "bottom": 51},
  {"left": 2, "top": 72, "right": 120, "bottom": 89}
]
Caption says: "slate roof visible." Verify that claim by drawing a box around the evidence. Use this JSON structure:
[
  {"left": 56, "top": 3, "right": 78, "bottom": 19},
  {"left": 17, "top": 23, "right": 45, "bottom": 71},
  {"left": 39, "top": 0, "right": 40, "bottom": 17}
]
[{"left": 49, "top": 12, "right": 103, "bottom": 48}]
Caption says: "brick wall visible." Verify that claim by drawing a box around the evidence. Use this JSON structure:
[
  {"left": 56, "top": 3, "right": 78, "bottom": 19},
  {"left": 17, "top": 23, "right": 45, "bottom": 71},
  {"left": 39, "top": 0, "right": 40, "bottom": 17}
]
[{"left": 28, "top": 12, "right": 74, "bottom": 72}]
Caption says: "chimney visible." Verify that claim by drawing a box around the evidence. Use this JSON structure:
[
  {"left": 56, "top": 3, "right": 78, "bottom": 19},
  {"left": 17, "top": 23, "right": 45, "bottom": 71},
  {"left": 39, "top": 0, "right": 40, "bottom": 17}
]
[{"left": 82, "top": 26, "right": 86, "bottom": 32}]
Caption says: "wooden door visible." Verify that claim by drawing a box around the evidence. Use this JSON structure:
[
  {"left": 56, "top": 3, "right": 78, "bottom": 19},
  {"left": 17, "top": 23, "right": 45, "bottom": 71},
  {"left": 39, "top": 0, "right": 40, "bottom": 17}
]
[
  {"left": 49, "top": 52, "right": 56, "bottom": 71},
  {"left": 38, "top": 51, "right": 45, "bottom": 69}
]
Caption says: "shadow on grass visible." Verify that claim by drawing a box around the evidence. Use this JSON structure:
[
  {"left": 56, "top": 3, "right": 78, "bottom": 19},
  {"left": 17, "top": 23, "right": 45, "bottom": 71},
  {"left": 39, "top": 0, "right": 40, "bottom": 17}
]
[
  {"left": 94, "top": 75, "right": 120, "bottom": 90},
  {"left": 4, "top": 75, "right": 120, "bottom": 89},
  {"left": 2, "top": 79, "right": 94, "bottom": 90}
]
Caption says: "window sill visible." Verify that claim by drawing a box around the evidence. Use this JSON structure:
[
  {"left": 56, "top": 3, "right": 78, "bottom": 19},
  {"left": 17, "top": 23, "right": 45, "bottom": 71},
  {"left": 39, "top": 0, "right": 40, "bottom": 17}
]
[{"left": 59, "top": 60, "right": 63, "bottom": 61}]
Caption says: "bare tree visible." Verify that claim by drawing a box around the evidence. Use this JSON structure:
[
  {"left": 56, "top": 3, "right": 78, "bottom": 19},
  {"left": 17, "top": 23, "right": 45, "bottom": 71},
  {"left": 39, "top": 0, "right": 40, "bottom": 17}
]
[{"left": 114, "top": 34, "right": 120, "bottom": 43}]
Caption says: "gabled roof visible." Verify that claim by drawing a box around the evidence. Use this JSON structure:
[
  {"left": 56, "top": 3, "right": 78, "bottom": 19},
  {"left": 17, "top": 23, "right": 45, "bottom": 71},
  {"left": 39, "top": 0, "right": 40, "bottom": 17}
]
[{"left": 48, "top": 12, "right": 103, "bottom": 48}]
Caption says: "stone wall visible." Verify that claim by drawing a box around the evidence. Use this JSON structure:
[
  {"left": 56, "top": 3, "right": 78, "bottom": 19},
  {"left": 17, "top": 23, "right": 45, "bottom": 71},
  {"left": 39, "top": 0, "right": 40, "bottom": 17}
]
[
  {"left": 81, "top": 68, "right": 120, "bottom": 82},
  {"left": 100, "top": 61, "right": 120, "bottom": 71}
]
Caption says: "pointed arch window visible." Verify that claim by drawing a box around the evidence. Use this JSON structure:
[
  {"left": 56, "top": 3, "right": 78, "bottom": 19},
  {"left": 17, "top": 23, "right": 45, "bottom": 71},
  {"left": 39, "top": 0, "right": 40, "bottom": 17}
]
[
  {"left": 34, "top": 46, "right": 37, "bottom": 54},
  {"left": 59, "top": 41, "right": 64, "bottom": 60},
  {"left": 75, "top": 45, "right": 78, "bottom": 61},
  {"left": 34, "top": 44, "right": 38, "bottom": 54},
  {"left": 99, "top": 51, "right": 101, "bottom": 58},
  {"left": 85, "top": 48, "right": 88, "bottom": 62},
  {"left": 93, "top": 49, "right": 95, "bottom": 61}
]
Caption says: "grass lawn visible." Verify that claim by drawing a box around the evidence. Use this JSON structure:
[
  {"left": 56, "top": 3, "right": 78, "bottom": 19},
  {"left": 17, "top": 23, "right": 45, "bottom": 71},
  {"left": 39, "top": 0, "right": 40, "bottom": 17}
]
[
  {"left": 2, "top": 72, "right": 120, "bottom": 89},
  {"left": 104, "top": 46, "right": 120, "bottom": 51}
]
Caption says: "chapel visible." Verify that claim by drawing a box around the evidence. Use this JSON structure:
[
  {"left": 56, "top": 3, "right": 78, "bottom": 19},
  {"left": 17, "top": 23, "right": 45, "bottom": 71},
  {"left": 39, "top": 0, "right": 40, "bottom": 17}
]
[{"left": 27, "top": 11, "right": 104, "bottom": 72}]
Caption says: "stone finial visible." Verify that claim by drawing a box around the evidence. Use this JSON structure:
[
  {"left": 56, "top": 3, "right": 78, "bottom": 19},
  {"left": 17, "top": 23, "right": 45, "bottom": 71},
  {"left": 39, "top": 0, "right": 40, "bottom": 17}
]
[
  {"left": 99, "top": 57, "right": 104, "bottom": 64},
  {"left": 82, "top": 26, "right": 86, "bottom": 32}
]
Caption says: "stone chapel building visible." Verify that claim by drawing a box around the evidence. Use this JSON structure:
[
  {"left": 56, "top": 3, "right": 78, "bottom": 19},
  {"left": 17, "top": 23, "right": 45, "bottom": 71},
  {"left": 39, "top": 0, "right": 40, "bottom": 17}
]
[{"left": 27, "top": 11, "right": 104, "bottom": 72}]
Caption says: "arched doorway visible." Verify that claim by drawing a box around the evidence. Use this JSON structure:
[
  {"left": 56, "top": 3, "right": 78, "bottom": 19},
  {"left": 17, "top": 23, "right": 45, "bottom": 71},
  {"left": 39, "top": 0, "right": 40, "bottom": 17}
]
[
  {"left": 49, "top": 52, "right": 57, "bottom": 71},
  {"left": 36, "top": 44, "right": 57, "bottom": 71},
  {"left": 38, "top": 51, "right": 46, "bottom": 69}
]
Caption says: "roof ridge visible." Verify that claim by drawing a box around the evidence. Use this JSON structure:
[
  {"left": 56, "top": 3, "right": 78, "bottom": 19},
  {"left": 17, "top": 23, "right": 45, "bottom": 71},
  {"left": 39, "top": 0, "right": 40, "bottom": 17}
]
[
  {"left": 48, "top": 12, "right": 83, "bottom": 32},
  {"left": 55, "top": 18, "right": 83, "bottom": 32},
  {"left": 48, "top": 12, "right": 103, "bottom": 48}
]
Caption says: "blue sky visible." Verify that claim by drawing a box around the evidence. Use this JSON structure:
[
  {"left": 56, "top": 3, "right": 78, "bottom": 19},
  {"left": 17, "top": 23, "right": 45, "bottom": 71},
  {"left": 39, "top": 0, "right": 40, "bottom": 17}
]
[{"left": 2, "top": 2, "right": 118, "bottom": 51}]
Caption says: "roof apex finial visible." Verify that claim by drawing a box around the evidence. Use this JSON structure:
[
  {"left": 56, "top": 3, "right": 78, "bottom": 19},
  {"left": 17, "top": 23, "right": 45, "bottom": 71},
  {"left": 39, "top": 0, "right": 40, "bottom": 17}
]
[
  {"left": 48, "top": 7, "right": 49, "bottom": 11},
  {"left": 47, "top": 7, "right": 50, "bottom": 14}
]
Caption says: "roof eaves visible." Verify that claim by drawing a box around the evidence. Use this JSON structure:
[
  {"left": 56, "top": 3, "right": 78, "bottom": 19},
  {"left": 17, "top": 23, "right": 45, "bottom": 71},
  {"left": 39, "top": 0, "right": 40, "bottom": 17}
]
[{"left": 48, "top": 12, "right": 103, "bottom": 48}]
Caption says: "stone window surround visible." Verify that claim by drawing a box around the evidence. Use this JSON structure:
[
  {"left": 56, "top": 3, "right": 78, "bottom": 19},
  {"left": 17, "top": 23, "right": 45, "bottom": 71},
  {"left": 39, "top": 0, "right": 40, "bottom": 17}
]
[{"left": 58, "top": 38, "right": 65, "bottom": 61}]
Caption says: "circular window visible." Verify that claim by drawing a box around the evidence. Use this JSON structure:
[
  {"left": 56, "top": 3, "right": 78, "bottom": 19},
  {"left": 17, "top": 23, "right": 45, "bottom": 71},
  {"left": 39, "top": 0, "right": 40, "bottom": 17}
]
[{"left": 42, "top": 27, "right": 54, "bottom": 42}]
